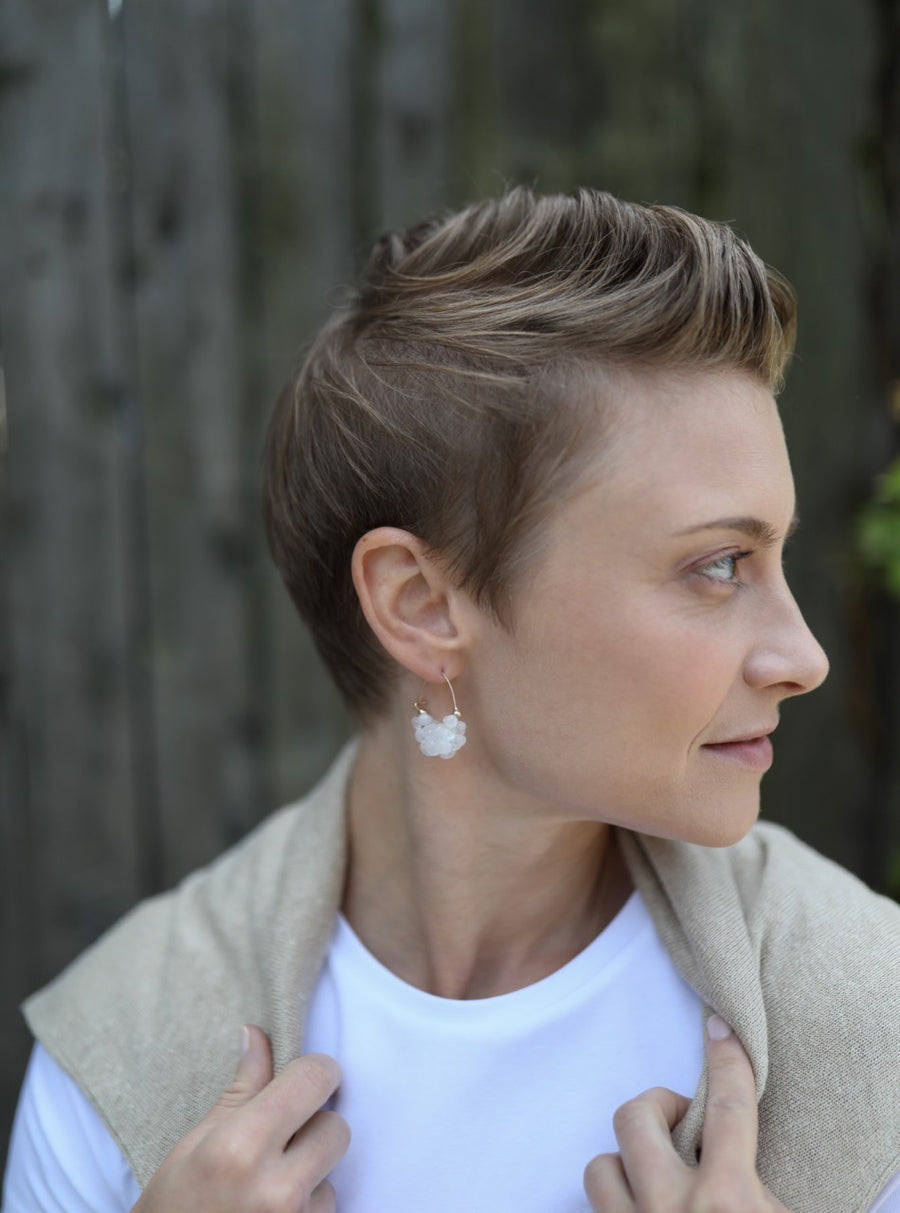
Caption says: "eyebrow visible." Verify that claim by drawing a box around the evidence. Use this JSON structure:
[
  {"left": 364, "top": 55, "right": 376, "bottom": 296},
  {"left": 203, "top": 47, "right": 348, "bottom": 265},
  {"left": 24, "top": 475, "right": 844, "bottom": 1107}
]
[{"left": 675, "top": 514, "right": 799, "bottom": 546}]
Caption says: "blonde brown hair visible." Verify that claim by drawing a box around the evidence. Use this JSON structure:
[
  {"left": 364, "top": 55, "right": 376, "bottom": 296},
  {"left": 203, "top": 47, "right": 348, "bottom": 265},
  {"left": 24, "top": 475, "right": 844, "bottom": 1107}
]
[{"left": 264, "top": 187, "right": 796, "bottom": 716}]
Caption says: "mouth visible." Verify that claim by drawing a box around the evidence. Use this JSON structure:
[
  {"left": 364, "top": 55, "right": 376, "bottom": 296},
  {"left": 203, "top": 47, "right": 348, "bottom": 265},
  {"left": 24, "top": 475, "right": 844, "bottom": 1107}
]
[{"left": 701, "top": 728, "right": 776, "bottom": 772}]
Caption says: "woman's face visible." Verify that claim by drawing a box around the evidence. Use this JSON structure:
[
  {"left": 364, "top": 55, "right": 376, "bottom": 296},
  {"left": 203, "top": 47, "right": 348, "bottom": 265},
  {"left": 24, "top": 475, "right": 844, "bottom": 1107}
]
[{"left": 467, "top": 368, "right": 829, "bottom": 846}]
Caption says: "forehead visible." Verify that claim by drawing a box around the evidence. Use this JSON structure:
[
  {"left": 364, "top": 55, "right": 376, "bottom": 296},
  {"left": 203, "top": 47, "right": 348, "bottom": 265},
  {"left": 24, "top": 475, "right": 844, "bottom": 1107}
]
[{"left": 559, "top": 368, "right": 794, "bottom": 537}]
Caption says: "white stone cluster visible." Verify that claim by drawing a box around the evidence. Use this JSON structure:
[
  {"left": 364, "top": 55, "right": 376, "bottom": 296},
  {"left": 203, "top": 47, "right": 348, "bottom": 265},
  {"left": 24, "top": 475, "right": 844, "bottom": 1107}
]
[{"left": 411, "top": 710, "right": 467, "bottom": 759}]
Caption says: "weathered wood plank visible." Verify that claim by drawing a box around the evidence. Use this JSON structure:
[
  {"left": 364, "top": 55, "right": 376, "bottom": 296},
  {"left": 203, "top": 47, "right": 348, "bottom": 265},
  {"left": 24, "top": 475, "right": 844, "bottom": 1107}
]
[
  {"left": 252, "top": 0, "right": 356, "bottom": 804},
  {"left": 120, "top": 0, "right": 266, "bottom": 880},
  {"left": 372, "top": 0, "right": 456, "bottom": 231},
  {"left": 0, "top": 0, "right": 144, "bottom": 1162}
]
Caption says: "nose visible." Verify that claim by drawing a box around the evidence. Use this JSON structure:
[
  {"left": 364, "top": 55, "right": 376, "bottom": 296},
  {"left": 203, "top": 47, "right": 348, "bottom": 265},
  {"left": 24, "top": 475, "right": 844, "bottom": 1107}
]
[{"left": 743, "top": 584, "right": 830, "bottom": 696}]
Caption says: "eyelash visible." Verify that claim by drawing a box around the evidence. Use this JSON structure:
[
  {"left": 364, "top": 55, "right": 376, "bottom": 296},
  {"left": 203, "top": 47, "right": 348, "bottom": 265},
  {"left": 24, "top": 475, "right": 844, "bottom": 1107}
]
[{"left": 696, "top": 551, "right": 753, "bottom": 585}]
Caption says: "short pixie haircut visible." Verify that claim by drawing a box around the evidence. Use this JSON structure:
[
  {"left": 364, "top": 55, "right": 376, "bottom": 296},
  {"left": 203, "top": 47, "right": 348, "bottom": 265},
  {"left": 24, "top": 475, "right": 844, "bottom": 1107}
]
[{"left": 264, "top": 187, "right": 796, "bottom": 716}]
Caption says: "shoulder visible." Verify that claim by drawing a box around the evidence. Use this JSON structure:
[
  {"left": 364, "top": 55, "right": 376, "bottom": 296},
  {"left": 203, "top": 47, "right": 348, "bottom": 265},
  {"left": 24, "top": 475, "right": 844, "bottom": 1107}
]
[
  {"left": 24, "top": 771, "right": 344, "bottom": 1051},
  {"left": 626, "top": 822, "right": 900, "bottom": 1210},
  {"left": 727, "top": 823, "right": 900, "bottom": 1210},
  {"left": 3, "top": 1045, "right": 141, "bottom": 1212},
  {"left": 683, "top": 820, "right": 900, "bottom": 1010},
  {"left": 623, "top": 817, "right": 900, "bottom": 973},
  {"left": 21, "top": 743, "right": 353, "bottom": 1187},
  {"left": 728, "top": 820, "right": 900, "bottom": 956}
]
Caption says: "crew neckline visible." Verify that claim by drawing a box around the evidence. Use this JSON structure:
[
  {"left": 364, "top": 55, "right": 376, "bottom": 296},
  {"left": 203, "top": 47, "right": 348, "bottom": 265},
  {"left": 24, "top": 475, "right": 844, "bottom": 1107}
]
[{"left": 332, "top": 889, "right": 649, "bottom": 1021}]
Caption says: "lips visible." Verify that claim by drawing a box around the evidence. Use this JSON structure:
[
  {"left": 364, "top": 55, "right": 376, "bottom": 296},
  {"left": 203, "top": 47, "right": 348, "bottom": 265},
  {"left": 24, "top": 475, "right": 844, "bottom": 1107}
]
[{"left": 701, "top": 731, "right": 775, "bottom": 772}]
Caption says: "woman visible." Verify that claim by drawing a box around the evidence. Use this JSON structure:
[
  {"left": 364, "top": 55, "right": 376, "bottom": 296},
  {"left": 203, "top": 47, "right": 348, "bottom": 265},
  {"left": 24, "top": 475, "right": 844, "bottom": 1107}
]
[{"left": 5, "top": 189, "right": 899, "bottom": 1213}]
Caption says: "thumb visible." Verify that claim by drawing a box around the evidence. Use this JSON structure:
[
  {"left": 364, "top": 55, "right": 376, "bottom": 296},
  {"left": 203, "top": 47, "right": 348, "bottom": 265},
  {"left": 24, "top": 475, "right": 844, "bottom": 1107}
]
[
  {"left": 207, "top": 1024, "right": 274, "bottom": 1121},
  {"left": 148, "top": 1026, "right": 274, "bottom": 1169}
]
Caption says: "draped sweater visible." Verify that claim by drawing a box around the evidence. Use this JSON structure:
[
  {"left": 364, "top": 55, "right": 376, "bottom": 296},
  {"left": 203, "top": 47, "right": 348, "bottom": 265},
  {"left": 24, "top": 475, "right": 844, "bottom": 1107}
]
[{"left": 23, "top": 745, "right": 900, "bottom": 1211}]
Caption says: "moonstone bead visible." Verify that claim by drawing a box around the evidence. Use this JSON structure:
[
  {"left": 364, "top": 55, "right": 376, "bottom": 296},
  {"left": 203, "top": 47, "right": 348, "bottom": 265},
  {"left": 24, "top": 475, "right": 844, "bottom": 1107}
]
[{"left": 411, "top": 710, "right": 467, "bottom": 758}]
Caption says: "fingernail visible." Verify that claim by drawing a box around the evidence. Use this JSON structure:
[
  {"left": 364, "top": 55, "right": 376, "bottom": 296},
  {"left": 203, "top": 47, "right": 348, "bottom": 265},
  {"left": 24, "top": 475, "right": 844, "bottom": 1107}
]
[
  {"left": 239, "top": 1025, "right": 250, "bottom": 1057},
  {"left": 707, "top": 1014, "right": 733, "bottom": 1041}
]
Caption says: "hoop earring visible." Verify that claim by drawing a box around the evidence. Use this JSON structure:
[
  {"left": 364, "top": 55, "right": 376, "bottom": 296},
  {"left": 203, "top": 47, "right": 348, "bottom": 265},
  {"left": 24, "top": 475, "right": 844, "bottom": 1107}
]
[{"left": 411, "top": 673, "right": 467, "bottom": 759}]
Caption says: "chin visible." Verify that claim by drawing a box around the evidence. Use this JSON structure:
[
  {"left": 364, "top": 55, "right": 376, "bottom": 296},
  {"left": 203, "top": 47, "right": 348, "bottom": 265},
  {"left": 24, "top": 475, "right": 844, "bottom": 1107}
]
[
  {"left": 630, "top": 785, "right": 763, "bottom": 849},
  {"left": 692, "top": 793, "right": 762, "bottom": 848}
]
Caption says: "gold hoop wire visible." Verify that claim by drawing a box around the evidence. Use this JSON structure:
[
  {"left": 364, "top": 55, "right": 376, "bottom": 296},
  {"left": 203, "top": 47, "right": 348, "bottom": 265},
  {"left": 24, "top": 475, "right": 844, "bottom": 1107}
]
[{"left": 414, "top": 672, "right": 461, "bottom": 717}]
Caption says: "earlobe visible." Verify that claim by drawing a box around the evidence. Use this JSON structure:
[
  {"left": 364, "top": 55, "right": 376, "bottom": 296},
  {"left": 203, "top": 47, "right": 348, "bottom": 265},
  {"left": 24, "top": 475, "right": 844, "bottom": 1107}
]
[{"left": 351, "top": 528, "right": 464, "bottom": 681}]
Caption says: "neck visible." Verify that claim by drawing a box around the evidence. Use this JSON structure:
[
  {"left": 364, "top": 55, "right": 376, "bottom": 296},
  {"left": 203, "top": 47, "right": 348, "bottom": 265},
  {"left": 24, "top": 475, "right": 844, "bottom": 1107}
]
[{"left": 342, "top": 719, "right": 632, "bottom": 1000}]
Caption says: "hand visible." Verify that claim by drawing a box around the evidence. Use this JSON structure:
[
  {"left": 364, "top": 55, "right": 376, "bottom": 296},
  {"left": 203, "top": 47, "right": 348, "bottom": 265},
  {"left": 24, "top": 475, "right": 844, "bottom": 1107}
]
[
  {"left": 132, "top": 1025, "right": 350, "bottom": 1213},
  {"left": 583, "top": 1016, "right": 791, "bottom": 1212}
]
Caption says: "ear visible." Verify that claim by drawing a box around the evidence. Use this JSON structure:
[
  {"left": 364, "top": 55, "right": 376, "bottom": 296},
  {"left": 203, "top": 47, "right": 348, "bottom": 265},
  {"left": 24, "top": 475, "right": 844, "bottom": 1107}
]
[{"left": 351, "top": 528, "right": 468, "bottom": 682}]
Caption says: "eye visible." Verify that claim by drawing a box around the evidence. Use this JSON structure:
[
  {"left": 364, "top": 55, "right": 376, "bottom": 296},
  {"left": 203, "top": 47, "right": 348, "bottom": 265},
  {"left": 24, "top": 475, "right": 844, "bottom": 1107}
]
[{"left": 696, "top": 551, "right": 752, "bottom": 584}]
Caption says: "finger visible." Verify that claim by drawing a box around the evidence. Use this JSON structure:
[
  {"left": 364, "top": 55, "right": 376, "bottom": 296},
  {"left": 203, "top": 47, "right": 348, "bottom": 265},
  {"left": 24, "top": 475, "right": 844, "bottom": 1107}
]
[
  {"left": 612, "top": 1086, "right": 692, "bottom": 1205},
  {"left": 207, "top": 1025, "right": 275, "bottom": 1119},
  {"left": 246, "top": 1052, "right": 343, "bottom": 1147},
  {"left": 170, "top": 1024, "right": 274, "bottom": 1157},
  {"left": 583, "top": 1152, "right": 635, "bottom": 1212},
  {"left": 309, "top": 1178, "right": 338, "bottom": 1213},
  {"left": 700, "top": 1015, "right": 759, "bottom": 1174},
  {"left": 283, "top": 1110, "right": 351, "bottom": 1196}
]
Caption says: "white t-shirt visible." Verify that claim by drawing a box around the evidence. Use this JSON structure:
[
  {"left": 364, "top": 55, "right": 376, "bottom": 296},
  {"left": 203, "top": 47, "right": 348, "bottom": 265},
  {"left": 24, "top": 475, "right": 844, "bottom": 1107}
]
[
  {"left": 4, "top": 892, "right": 900, "bottom": 1211},
  {"left": 309, "top": 891, "right": 702, "bottom": 1211}
]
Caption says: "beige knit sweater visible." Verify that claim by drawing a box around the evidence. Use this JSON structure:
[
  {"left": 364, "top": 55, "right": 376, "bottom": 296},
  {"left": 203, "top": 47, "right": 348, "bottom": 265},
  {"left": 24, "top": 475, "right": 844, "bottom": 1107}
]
[{"left": 24, "top": 745, "right": 900, "bottom": 1210}]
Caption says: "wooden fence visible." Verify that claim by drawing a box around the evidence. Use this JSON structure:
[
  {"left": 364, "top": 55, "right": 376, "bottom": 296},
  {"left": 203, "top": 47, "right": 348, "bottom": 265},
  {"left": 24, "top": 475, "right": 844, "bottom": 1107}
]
[{"left": 1, "top": 0, "right": 898, "bottom": 1169}]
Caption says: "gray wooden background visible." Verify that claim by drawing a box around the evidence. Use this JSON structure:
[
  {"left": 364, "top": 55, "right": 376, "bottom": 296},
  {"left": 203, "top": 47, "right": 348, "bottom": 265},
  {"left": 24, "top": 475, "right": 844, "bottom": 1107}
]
[{"left": 1, "top": 0, "right": 899, "bottom": 1171}]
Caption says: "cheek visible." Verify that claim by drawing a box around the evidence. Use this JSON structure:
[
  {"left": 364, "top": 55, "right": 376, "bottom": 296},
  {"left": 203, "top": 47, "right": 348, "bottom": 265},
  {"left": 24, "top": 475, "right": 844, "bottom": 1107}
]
[
  {"left": 492, "top": 604, "right": 736, "bottom": 779},
  {"left": 553, "top": 601, "right": 738, "bottom": 732},
  {"left": 622, "top": 630, "right": 735, "bottom": 720}
]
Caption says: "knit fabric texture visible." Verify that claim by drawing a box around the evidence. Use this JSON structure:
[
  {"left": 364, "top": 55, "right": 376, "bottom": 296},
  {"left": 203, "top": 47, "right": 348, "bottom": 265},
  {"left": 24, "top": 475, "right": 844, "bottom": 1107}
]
[{"left": 23, "top": 744, "right": 900, "bottom": 1209}]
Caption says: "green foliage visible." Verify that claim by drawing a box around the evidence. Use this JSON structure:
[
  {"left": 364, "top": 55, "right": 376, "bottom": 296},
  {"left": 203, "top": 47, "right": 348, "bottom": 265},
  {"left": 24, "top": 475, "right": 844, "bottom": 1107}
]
[{"left": 857, "top": 456, "right": 900, "bottom": 599}]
